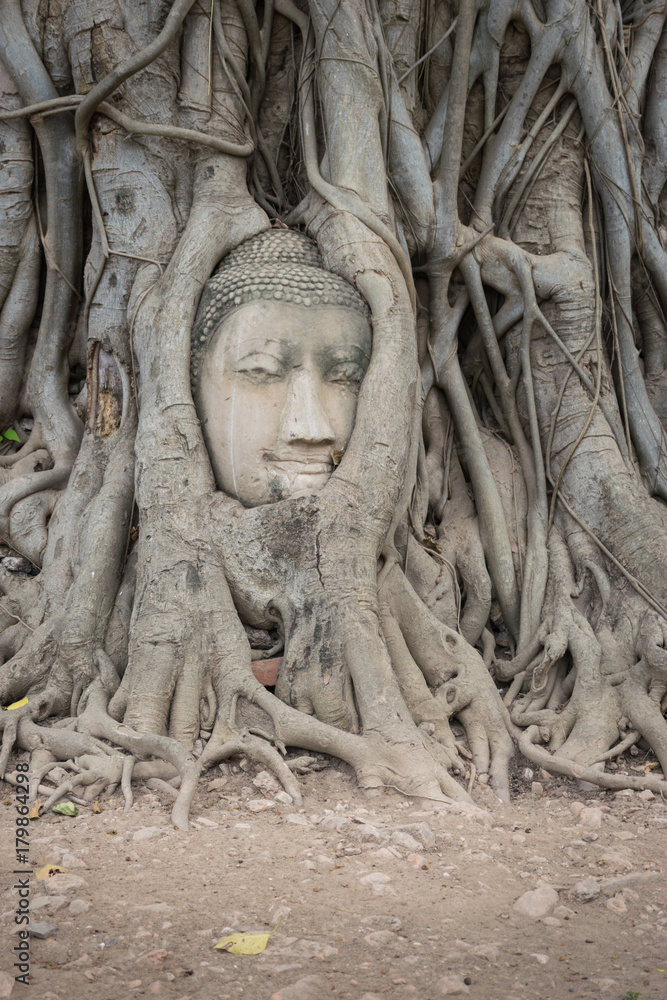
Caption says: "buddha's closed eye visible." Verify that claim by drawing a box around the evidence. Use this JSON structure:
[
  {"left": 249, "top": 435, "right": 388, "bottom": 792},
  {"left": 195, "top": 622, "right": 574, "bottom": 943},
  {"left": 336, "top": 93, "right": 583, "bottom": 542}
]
[
  {"left": 234, "top": 353, "right": 284, "bottom": 383},
  {"left": 327, "top": 362, "right": 365, "bottom": 386}
]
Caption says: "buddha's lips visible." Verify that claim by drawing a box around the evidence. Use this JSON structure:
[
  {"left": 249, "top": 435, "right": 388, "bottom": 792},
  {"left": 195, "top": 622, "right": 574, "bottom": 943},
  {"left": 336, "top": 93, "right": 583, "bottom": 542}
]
[{"left": 265, "top": 456, "right": 333, "bottom": 476}]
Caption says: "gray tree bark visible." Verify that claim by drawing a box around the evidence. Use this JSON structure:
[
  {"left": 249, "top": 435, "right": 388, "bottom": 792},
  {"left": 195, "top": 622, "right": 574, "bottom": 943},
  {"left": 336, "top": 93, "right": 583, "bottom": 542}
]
[{"left": 1, "top": 0, "right": 666, "bottom": 826}]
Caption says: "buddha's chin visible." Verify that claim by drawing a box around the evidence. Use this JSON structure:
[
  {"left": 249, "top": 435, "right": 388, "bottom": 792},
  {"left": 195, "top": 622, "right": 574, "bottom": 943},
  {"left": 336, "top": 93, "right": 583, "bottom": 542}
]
[{"left": 265, "top": 468, "right": 332, "bottom": 502}]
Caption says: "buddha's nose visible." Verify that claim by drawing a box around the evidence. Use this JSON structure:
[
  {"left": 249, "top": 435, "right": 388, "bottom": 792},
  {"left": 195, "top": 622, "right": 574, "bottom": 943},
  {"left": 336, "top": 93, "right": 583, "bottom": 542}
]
[{"left": 279, "top": 368, "right": 335, "bottom": 445}]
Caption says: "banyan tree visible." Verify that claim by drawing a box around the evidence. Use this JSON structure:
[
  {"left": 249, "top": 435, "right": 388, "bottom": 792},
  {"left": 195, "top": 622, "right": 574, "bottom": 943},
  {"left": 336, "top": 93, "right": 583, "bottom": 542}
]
[{"left": 1, "top": 0, "right": 667, "bottom": 827}]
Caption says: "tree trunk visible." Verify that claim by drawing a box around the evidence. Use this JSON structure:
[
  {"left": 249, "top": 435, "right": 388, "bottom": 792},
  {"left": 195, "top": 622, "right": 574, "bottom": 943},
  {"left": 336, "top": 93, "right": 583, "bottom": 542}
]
[{"left": 1, "top": 0, "right": 666, "bottom": 827}]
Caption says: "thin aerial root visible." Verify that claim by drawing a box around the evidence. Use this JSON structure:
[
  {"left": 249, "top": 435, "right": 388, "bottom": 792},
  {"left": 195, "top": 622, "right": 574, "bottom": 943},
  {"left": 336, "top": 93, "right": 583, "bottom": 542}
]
[
  {"left": 70, "top": 678, "right": 85, "bottom": 718},
  {"left": 94, "top": 649, "right": 121, "bottom": 696},
  {"left": 29, "top": 760, "right": 72, "bottom": 804},
  {"left": 75, "top": 681, "right": 201, "bottom": 827},
  {"left": 3, "top": 769, "right": 87, "bottom": 806},
  {"left": 201, "top": 729, "right": 302, "bottom": 804},
  {"left": 171, "top": 758, "right": 202, "bottom": 831},
  {"left": 592, "top": 731, "right": 639, "bottom": 763},
  {"left": 145, "top": 777, "right": 179, "bottom": 799},
  {"left": 40, "top": 772, "right": 90, "bottom": 812},
  {"left": 121, "top": 755, "right": 135, "bottom": 811},
  {"left": 503, "top": 671, "right": 526, "bottom": 705},
  {"left": 489, "top": 745, "right": 512, "bottom": 803},
  {"left": 0, "top": 712, "right": 20, "bottom": 778}
]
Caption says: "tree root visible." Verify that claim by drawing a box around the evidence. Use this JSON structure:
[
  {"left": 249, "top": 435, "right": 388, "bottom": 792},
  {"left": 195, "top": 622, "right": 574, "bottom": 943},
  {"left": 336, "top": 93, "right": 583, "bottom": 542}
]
[{"left": 519, "top": 726, "right": 667, "bottom": 795}]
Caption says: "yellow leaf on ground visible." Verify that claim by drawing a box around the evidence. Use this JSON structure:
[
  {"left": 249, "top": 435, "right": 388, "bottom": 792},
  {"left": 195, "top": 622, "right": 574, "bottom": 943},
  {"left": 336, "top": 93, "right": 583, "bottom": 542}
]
[
  {"left": 36, "top": 864, "right": 68, "bottom": 880},
  {"left": 214, "top": 917, "right": 282, "bottom": 955},
  {"left": 214, "top": 932, "right": 271, "bottom": 955},
  {"left": 92, "top": 800, "right": 102, "bottom": 813},
  {"left": 27, "top": 803, "right": 42, "bottom": 819},
  {"left": 4, "top": 696, "right": 28, "bottom": 710}
]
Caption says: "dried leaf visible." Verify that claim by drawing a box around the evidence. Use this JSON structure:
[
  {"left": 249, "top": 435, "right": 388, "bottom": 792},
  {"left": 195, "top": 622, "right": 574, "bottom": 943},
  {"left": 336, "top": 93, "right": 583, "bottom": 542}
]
[
  {"left": 331, "top": 449, "right": 344, "bottom": 467},
  {"left": 52, "top": 801, "right": 79, "bottom": 817},
  {"left": 36, "top": 864, "right": 68, "bottom": 880},
  {"left": 4, "top": 696, "right": 28, "bottom": 710},
  {"left": 92, "top": 800, "right": 103, "bottom": 813},
  {"left": 27, "top": 803, "right": 42, "bottom": 820},
  {"left": 214, "top": 932, "right": 272, "bottom": 955},
  {"left": 214, "top": 917, "right": 282, "bottom": 955}
]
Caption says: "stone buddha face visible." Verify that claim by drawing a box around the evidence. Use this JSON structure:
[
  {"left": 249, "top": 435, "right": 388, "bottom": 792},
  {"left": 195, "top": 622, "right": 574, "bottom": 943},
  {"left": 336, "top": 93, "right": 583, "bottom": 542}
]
[{"left": 192, "top": 231, "right": 371, "bottom": 507}]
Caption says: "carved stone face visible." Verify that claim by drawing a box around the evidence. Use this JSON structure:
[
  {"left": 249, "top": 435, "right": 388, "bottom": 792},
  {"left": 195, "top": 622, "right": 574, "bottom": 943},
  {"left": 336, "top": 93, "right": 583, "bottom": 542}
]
[{"left": 198, "top": 300, "right": 371, "bottom": 506}]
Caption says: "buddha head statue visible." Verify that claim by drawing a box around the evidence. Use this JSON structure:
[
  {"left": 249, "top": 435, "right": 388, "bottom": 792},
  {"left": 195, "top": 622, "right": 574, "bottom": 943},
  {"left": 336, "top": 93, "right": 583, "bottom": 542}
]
[{"left": 191, "top": 229, "right": 372, "bottom": 506}]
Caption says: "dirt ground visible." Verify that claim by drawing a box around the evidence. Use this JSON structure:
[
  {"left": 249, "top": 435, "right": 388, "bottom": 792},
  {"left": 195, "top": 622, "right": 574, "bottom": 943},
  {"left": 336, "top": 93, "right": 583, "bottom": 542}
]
[{"left": 1, "top": 747, "right": 666, "bottom": 1000}]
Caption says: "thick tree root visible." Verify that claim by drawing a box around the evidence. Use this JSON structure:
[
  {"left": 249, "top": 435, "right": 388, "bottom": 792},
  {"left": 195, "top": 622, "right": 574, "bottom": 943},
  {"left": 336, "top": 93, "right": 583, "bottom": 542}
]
[{"left": 519, "top": 726, "right": 667, "bottom": 795}]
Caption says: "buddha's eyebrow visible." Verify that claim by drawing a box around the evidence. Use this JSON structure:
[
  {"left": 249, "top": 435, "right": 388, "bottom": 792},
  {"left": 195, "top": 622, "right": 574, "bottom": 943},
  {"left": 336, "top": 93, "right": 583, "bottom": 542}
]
[
  {"left": 234, "top": 341, "right": 300, "bottom": 367},
  {"left": 235, "top": 348, "right": 283, "bottom": 364}
]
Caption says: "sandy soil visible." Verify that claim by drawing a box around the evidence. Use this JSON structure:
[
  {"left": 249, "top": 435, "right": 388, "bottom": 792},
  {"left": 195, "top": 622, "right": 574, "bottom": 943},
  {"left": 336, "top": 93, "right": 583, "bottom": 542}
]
[{"left": 1, "top": 750, "right": 666, "bottom": 1000}]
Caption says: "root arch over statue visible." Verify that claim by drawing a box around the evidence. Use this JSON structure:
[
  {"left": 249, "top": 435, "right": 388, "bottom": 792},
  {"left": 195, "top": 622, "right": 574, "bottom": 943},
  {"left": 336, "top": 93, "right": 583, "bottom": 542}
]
[{"left": 0, "top": 0, "right": 667, "bottom": 827}]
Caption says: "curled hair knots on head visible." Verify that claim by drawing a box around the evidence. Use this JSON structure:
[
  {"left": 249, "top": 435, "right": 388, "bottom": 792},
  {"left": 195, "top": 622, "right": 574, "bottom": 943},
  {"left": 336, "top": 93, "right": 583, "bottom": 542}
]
[{"left": 190, "top": 229, "right": 370, "bottom": 392}]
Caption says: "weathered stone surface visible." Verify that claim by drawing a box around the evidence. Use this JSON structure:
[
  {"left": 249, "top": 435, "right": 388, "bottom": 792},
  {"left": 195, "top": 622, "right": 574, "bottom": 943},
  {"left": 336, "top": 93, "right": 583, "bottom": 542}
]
[
  {"left": 571, "top": 877, "right": 601, "bottom": 902},
  {"left": 349, "top": 822, "right": 382, "bottom": 843},
  {"left": 578, "top": 807, "right": 603, "bottom": 829},
  {"left": 471, "top": 942, "right": 500, "bottom": 963},
  {"left": 359, "top": 872, "right": 391, "bottom": 885},
  {"left": 359, "top": 872, "right": 395, "bottom": 896},
  {"left": 58, "top": 852, "right": 85, "bottom": 868},
  {"left": 389, "top": 830, "right": 422, "bottom": 851},
  {"left": 513, "top": 885, "right": 559, "bottom": 919},
  {"left": 285, "top": 813, "right": 310, "bottom": 827},
  {"left": 43, "top": 873, "right": 87, "bottom": 895},
  {"left": 0, "top": 970, "right": 13, "bottom": 998},
  {"left": 253, "top": 770, "right": 281, "bottom": 794},
  {"left": 132, "top": 827, "right": 165, "bottom": 841},
  {"left": 246, "top": 799, "right": 277, "bottom": 812},
  {"left": 207, "top": 777, "right": 228, "bottom": 791},
  {"left": 68, "top": 899, "right": 90, "bottom": 915},
  {"left": 192, "top": 816, "right": 218, "bottom": 828},
  {"left": 28, "top": 921, "right": 56, "bottom": 939},
  {"left": 392, "top": 822, "right": 436, "bottom": 848},
  {"left": 31, "top": 895, "right": 67, "bottom": 913},
  {"left": 605, "top": 893, "right": 627, "bottom": 914},
  {"left": 319, "top": 814, "right": 350, "bottom": 832}
]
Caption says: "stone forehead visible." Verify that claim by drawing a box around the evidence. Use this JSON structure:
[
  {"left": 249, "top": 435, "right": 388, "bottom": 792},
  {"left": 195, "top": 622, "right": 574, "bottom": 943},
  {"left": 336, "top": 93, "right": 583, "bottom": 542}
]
[{"left": 191, "top": 230, "right": 369, "bottom": 368}]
